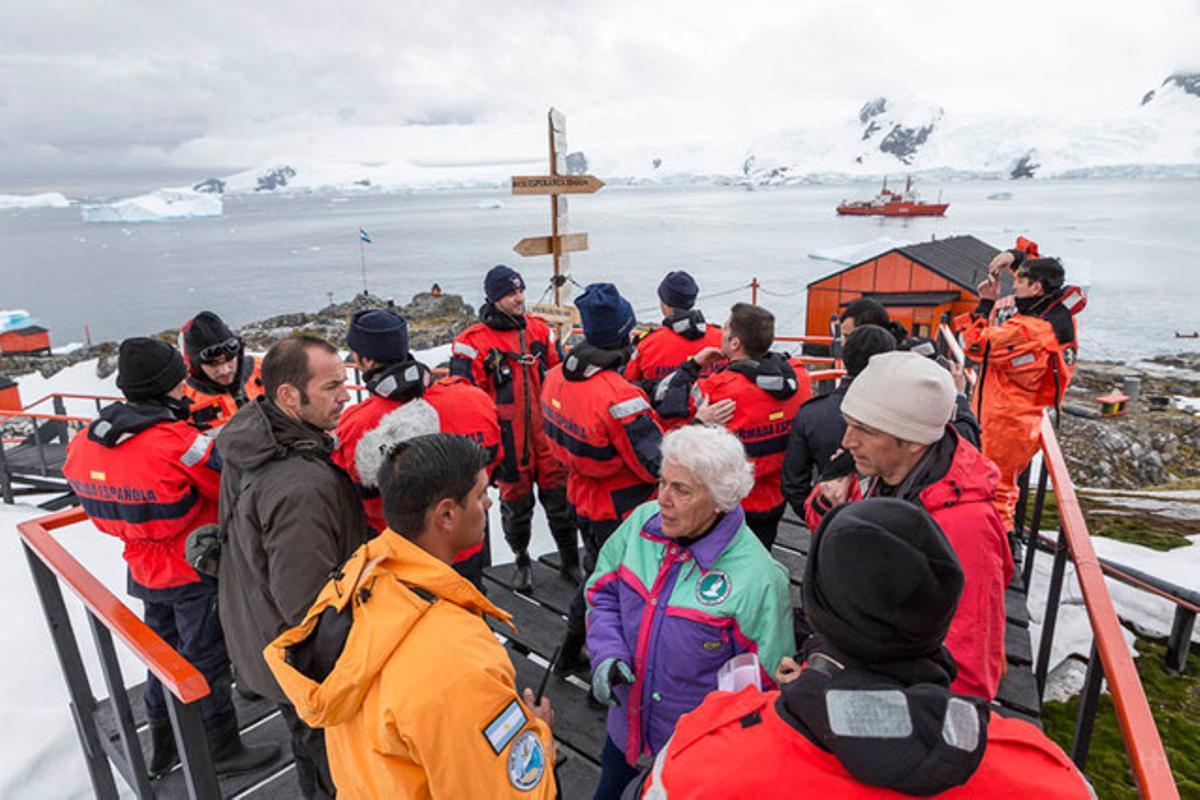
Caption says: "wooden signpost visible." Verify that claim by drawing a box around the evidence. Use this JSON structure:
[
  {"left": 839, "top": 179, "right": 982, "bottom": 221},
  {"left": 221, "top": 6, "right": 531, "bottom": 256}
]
[{"left": 511, "top": 108, "right": 605, "bottom": 317}]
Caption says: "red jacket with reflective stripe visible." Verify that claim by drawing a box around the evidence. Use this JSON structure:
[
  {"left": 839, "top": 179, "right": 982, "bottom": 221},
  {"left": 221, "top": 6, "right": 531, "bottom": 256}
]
[
  {"left": 63, "top": 410, "right": 220, "bottom": 589},
  {"left": 695, "top": 369, "right": 809, "bottom": 513},
  {"left": 639, "top": 687, "right": 1093, "bottom": 799},
  {"left": 624, "top": 323, "right": 724, "bottom": 384},
  {"left": 449, "top": 313, "right": 558, "bottom": 482},
  {"left": 540, "top": 364, "right": 662, "bottom": 522},
  {"left": 333, "top": 377, "right": 502, "bottom": 535}
]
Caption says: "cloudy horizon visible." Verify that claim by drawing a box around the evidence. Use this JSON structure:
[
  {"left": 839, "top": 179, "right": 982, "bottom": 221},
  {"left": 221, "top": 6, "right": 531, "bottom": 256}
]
[{"left": 2, "top": 0, "right": 1197, "bottom": 194}]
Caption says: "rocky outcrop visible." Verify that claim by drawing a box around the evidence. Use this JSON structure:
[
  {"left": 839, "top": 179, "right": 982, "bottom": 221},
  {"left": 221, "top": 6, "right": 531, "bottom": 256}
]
[
  {"left": 1141, "top": 71, "right": 1200, "bottom": 105},
  {"left": 192, "top": 178, "right": 226, "bottom": 194},
  {"left": 255, "top": 166, "right": 297, "bottom": 192},
  {"left": 1009, "top": 152, "right": 1040, "bottom": 179}
]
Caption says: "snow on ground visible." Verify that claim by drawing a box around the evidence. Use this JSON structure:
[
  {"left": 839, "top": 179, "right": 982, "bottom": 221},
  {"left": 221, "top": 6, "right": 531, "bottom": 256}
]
[
  {"left": 1175, "top": 395, "right": 1200, "bottom": 413},
  {"left": 0, "top": 192, "right": 71, "bottom": 210},
  {"left": 80, "top": 189, "right": 222, "bottom": 224},
  {"left": 13, "top": 358, "right": 119, "bottom": 418}
]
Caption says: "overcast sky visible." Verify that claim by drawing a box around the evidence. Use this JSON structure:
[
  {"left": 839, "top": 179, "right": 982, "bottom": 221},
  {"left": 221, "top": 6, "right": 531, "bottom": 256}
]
[{"left": 1, "top": 0, "right": 1196, "bottom": 191}]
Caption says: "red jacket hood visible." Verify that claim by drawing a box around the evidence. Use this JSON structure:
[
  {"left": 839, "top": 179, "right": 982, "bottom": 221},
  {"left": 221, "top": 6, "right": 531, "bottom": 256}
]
[{"left": 919, "top": 429, "right": 999, "bottom": 511}]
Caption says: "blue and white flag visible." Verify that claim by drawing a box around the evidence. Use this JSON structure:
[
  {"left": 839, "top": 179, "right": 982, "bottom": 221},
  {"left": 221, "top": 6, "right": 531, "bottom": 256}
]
[{"left": 359, "top": 227, "right": 372, "bottom": 244}]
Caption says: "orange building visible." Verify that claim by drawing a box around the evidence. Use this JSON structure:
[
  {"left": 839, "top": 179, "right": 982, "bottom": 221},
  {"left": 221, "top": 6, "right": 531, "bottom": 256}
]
[
  {"left": 806, "top": 235, "right": 999, "bottom": 340},
  {"left": 0, "top": 377, "right": 19, "bottom": 411},
  {"left": 0, "top": 325, "right": 51, "bottom": 355}
]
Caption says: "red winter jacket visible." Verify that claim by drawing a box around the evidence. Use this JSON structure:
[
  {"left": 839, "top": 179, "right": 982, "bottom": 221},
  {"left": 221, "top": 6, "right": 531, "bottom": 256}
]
[
  {"left": 63, "top": 403, "right": 221, "bottom": 589},
  {"left": 637, "top": 686, "right": 1093, "bottom": 799},
  {"left": 540, "top": 344, "right": 663, "bottom": 523},
  {"left": 334, "top": 367, "right": 501, "bottom": 551},
  {"left": 624, "top": 312, "right": 724, "bottom": 384},
  {"left": 449, "top": 307, "right": 559, "bottom": 483},
  {"left": 805, "top": 428, "right": 1012, "bottom": 700}
]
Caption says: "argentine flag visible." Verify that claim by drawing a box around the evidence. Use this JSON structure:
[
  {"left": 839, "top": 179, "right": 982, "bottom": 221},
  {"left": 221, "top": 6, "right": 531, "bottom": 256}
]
[{"left": 359, "top": 227, "right": 372, "bottom": 244}]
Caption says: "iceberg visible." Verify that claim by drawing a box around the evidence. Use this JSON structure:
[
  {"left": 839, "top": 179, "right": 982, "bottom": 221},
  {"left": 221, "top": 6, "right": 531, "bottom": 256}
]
[
  {"left": 0, "top": 192, "right": 70, "bottom": 210},
  {"left": 80, "top": 189, "right": 222, "bottom": 223}
]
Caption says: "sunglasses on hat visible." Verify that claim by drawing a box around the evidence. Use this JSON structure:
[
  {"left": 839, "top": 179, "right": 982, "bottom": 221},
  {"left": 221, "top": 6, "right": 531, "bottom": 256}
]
[{"left": 199, "top": 336, "right": 242, "bottom": 364}]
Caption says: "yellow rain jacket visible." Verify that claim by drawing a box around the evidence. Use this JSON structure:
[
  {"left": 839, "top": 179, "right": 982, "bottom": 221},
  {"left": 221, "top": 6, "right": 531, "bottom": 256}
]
[{"left": 265, "top": 529, "right": 557, "bottom": 799}]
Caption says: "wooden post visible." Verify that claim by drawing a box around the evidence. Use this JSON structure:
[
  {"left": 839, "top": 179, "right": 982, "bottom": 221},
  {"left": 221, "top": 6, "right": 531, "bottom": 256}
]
[{"left": 751, "top": 277, "right": 760, "bottom": 306}]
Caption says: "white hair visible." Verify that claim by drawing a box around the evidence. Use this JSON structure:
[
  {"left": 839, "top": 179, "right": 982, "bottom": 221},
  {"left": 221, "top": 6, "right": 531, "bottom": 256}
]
[
  {"left": 355, "top": 398, "right": 441, "bottom": 488},
  {"left": 660, "top": 425, "right": 754, "bottom": 513}
]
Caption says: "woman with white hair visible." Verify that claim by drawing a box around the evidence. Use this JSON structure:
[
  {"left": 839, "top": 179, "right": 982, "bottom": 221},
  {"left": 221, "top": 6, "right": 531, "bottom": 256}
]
[{"left": 584, "top": 425, "right": 794, "bottom": 799}]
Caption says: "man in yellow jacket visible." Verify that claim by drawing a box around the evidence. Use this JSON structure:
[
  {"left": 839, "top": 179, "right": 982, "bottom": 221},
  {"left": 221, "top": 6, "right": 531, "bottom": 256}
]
[{"left": 264, "top": 425, "right": 557, "bottom": 799}]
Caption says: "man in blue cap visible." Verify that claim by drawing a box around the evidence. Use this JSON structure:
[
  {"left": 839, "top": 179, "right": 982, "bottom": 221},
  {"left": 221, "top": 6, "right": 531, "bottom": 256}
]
[
  {"left": 450, "top": 265, "right": 579, "bottom": 592},
  {"left": 539, "top": 282, "right": 666, "bottom": 674},
  {"left": 624, "top": 271, "right": 724, "bottom": 410}
]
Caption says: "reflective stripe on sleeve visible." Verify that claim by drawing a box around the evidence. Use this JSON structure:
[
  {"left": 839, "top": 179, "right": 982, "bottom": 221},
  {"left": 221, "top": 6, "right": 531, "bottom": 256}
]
[
  {"left": 609, "top": 396, "right": 650, "bottom": 420},
  {"left": 452, "top": 342, "right": 478, "bottom": 359},
  {"left": 180, "top": 433, "right": 213, "bottom": 467}
]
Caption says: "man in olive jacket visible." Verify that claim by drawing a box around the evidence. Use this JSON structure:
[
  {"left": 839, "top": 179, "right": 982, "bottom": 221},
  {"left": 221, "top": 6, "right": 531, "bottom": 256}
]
[{"left": 217, "top": 336, "right": 371, "bottom": 800}]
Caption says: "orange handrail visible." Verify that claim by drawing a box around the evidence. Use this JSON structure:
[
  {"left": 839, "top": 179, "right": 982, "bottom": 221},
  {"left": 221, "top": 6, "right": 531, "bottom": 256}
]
[
  {"left": 1040, "top": 415, "right": 1178, "bottom": 798},
  {"left": 22, "top": 392, "right": 122, "bottom": 411},
  {"left": 16, "top": 508, "right": 211, "bottom": 704},
  {"left": 0, "top": 409, "right": 91, "bottom": 424}
]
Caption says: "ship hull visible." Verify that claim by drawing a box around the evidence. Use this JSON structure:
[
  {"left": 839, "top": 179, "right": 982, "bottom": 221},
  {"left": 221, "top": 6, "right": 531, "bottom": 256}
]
[{"left": 836, "top": 202, "right": 949, "bottom": 217}]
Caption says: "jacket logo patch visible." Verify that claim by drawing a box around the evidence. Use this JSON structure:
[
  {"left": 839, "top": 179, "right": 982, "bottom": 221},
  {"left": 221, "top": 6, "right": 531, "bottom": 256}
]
[
  {"left": 507, "top": 729, "right": 546, "bottom": 791},
  {"left": 1011, "top": 353, "right": 1036, "bottom": 367},
  {"left": 696, "top": 570, "right": 732, "bottom": 606},
  {"left": 702, "top": 640, "right": 723, "bottom": 650},
  {"left": 90, "top": 471, "right": 107, "bottom": 481},
  {"left": 769, "top": 411, "right": 784, "bottom": 421},
  {"left": 483, "top": 699, "right": 527, "bottom": 755}
]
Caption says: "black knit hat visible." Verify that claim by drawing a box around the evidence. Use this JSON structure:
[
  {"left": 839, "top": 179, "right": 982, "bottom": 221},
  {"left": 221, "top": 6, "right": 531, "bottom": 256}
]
[
  {"left": 116, "top": 337, "right": 188, "bottom": 401},
  {"left": 843, "top": 324, "right": 896, "bottom": 377},
  {"left": 575, "top": 283, "right": 636, "bottom": 348},
  {"left": 346, "top": 309, "right": 409, "bottom": 362},
  {"left": 183, "top": 311, "right": 240, "bottom": 365},
  {"left": 657, "top": 270, "right": 699, "bottom": 310},
  {"left": 804, "top": 498, "right": 964, "bottom": 662},
  {"left": 485, "top": 265, "right": 525, "bottom": 304}
]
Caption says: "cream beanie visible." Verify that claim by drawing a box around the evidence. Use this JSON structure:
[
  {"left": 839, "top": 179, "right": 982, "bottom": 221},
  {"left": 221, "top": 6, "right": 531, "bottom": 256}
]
[{"left": 841, "top": 351, "right": 956, "bottom": 445}]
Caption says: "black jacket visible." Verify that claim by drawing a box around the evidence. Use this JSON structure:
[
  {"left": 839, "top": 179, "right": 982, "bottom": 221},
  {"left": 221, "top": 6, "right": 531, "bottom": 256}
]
[
  {"left": 781, "top": 379, "right": 852, "bottom": 517},
  {"left": 216, "top": 398, "right": 371, "bottom": 704}
]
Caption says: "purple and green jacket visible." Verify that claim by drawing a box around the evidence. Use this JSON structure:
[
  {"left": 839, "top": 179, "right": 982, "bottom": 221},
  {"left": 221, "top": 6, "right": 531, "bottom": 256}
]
[{"left": 585, "top": 500, "right": 794, "bottom": 765}]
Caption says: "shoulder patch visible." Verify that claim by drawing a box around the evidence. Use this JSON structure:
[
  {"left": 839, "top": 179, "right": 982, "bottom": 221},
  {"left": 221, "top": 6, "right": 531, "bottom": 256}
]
[
  {"left": 610, "top": 396, "right": 650, "bottom": 420},
  {"left": 483, "top": 699, "right": 528, "bottom": 755},
  {"left": 507, "top": 729, "right": 547, "bottom": 791},
  {"left": 179, "top": 433, "right": 213, "bottom": 467}
]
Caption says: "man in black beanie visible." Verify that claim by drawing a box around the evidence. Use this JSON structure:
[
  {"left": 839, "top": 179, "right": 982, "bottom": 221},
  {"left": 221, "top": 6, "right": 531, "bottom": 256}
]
[
  {"left": 626, "top": 498, "right": 1094, "bottom": 799},
  {"left": 624, "top": 270, "right": 724, "bottom": 401},
  {"left": 782, "top": 324, "right": 895, "bottom": 518},
  {"left": 450, "top": 265, "right": 580, "bottom": 592},
  {"left": 180, "top": 310, "right": 264, "bottom": 430},
  {"left": 62, "top": 337, "right": 279, "bottom": 780}
]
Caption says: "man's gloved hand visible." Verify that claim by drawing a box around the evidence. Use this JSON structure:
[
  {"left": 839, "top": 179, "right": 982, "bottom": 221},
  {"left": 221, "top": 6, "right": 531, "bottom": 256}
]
[{"left": 592, "top": 658, "right": 635, "bottom": 707}]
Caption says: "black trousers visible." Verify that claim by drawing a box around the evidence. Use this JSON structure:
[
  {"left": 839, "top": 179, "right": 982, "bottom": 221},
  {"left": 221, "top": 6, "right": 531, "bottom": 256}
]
[
  {"left": 132, "top": 573, "right": 234, "bottom": 730},
  {"left": 744, "top": 503, "right": 787, "bottom": 551},
  {"left": 566, "top": 515, "right": 622, "bottom": 641},
  {"left": 279, "top": 703, "right": 335, "bottom": 800}
]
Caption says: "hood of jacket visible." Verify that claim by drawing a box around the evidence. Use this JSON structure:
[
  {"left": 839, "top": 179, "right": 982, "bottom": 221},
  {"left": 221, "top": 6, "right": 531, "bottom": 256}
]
[
  {"left": 660, "top": 308, "right": 708, "bottom": 341},
  {"left": 726, "top": 352, "right": 801, "bottom": 400},
  {"left": 563, "top": 341, "right": 630, "bottom": 381},
  {"left": 216, "top": 396, "right": 334, "bottom": 472},
  {"left": 479, "top": 302, "right": 527, "bottom": 331},
  {"left": 364, "top": 359, "right": 432, "bottom": 403},
  {"left": 868, "top": 427, "right": 997, "bottom": 511},
  {"left": 186, "top": 354, "right": 254, "bottom": 396},
  {"left": 263, "top": 529, "right": 514, "bottom": 728},
  {"left": 777, "top": 639, "right": 990, "bottom": 796},
  {"left": 87, "top": 401, "right": 179, "bottom": 448}
]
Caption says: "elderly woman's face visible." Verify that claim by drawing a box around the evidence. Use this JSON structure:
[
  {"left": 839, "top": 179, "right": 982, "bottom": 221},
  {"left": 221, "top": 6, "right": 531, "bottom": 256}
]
[{"left": 658, "top": 458, "right": 719, "bottom": 539}]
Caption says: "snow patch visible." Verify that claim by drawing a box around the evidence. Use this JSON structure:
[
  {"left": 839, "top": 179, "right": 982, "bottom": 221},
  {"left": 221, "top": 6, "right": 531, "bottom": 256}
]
[
  {"left": 0, "top": 192, "right": 71, "bottom": 210},
  {"left": 81, "top": 189, "right": 222, "bottom": 223}
]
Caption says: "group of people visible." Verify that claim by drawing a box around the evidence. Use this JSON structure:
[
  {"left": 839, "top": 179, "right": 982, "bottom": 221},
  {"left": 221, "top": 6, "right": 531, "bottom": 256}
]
[{"left": 60, "top": 235, "right": 1093, "bottom": 798}]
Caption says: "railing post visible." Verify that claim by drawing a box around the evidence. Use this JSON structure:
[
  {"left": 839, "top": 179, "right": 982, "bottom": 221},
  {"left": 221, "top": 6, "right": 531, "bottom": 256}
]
[
  {"left": 21, "top": 542, "right": 120, "bottom": 799},
  {"left": 53, "top": 396, "right": 67, "bottom": 417},
  {"left": 166, "top": 694, "right": 221, "bottom": 799},
  {"left": 0, "top": 442, "right": 14, "bottom": 504},
  {"left": 87, "top": 612, "right": 155, "bottom": 798},
  {"left": 1013, "top": 465, "right": 1031, "bottom": 542},
  {"left": 1071, "top": 644, "right": 1105, "bottom": 771},
  {"left": 1035, "top": 528, "right": 1070, "bottom": 697},
  {"left": 1165, "top": 606, "right": 1196, "bottom": 674},
  {"left": 1022, "top": 460, "right": 1050, "bottom": 591}
]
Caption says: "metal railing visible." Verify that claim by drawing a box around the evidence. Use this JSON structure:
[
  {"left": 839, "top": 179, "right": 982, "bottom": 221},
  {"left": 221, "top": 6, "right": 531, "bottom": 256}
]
[
  {"left": 17, "top": 508, "right": 221, "bottom": 798},
  {"left": 0, "top": 401, "right": 92, "bottom": 504},
  {"left": 1023, "top": 414, "right": 1178, "bottom": 796}
]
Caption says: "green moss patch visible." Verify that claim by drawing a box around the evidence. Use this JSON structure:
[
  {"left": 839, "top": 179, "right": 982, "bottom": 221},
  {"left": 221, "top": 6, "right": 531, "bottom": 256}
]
[
  {"left": 1032, "top": 490, "right": 1197, "bottom": 551},
  {"left": 1042, "top": 636, "right": 1200, "bottom": 799}
]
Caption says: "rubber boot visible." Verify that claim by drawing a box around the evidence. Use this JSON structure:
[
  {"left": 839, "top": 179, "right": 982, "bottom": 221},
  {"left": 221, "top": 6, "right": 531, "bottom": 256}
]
[
  {"left": 540, "top": 487, "right": 582, "bottom": 585},
  {"left": 558, "top": 545, "right": 584, "bottom": 586},
  {"left": 147, "top": 719, "right": 179, "bottom": 779},
  {"left": 513, "top": 551, "right": 534, "bottom": 593},
  {"left": 208, "top": 715, "right": 281, "bottom": 777}
]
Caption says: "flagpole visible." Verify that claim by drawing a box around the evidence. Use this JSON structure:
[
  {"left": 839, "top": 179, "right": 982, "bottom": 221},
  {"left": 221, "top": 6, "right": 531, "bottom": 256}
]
[{"left": 360, "top": 236, "right": 368, "bottom": 295}]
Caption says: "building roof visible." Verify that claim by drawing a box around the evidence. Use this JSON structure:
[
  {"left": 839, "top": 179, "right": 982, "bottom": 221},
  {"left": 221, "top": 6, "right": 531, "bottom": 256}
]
[
  {"left": 1, "top": 325, "right": 49, "bottom": 336},
  {"left": 808, "top": 234, "right": 1001, "bottom": 292},
  {"left": 844, "top": 290, "right": 962, "bottom": 307}
]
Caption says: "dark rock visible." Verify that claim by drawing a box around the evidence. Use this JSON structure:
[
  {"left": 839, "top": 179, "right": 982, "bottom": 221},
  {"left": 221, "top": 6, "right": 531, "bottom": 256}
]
[
  {"left": 256, "top": 166, "right": 297, "bottom": 192},
  {"left": 1141, "top": 89, "right": 1157, "bottom": 106},
  {"left": 862, "top": 120, "right": 881, "bottom": 141},
  {"left": 879, "top": 122, "right": 935, "bottom": 164},
  {"left": 1010, "top": 153, "right": 1040, "bottom": 180},
  {"left": 193, "top": 178, "right": 226, "bottom": 194},
  {"left": 353, "top": 179, "right": 371, "bottom": 187},
  {"left": 859, "top": 97, "right": 888, "bottom": 125},
  {"left": 651, "top": 158, "right": 662, "bottom": 169}
]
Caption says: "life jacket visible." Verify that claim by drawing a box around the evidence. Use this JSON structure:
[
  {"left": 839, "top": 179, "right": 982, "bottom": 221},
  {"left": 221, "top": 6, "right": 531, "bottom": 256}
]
[
  {"left": 62, "top": 402, "right": 221, "bottom": 589},
  {"left": 450, "top": 307, "right": 559, "bottom": 482},
  {"left": 540, "top": 343, "right": 662, "bottom": 522},
  {"left": 181, "top": 355, "right": 265, "bottom": 431}
]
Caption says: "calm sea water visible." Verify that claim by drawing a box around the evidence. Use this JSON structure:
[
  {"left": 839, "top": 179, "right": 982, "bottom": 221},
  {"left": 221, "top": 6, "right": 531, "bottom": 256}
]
[{"left": 2, "top": 179, "right": 1198, "bottom": 362}]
